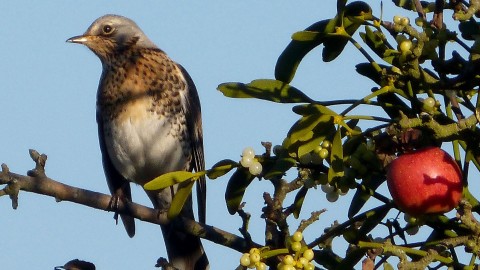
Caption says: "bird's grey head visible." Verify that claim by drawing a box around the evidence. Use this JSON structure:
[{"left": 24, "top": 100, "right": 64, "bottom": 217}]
[{"left": 67, "top": 14, "right": 157, "bottom": 62}]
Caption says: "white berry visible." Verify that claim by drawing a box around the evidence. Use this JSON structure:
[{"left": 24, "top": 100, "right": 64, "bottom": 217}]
[
  {"left": 292, "top": 231, "right": 303, "bottom": 242},
  {"left": 242, "top": 147, "right": 255, "bottom": 158},
  {"left": 283, "top": 255, "right": 294, "bottom": 265},
  {"left": 321, "top": 184, "right": 335, "bottom": 194},
  {"left": 393, "top": 15, "right": 402, "bottom": 24},
  {"left": 240, "top": 253, "right": 251, "bottom": 266},
  {"left": 256, "top": 262, "right": 267, "bottom": 270},
  {"left": 406, "top": 225, "right": 419, "bottom": 235},
  {"left": 249, "top": 161, "right": 263, "bottom": 175},
  {"left": 399, "top": 40, "right": 412, "bottom": 52},
  {"left": 249, "top": 248, "right": 260, "bottom": 255},
  {"left": 303, "top": 249, "right": 314, "bottom": 261},
  {"left": 304, "top": 262, "right": 315, "bottom": 270},
  {"left": 400, "top": 17, "right": 410, "bottom": 26},
  {"left": 241, "top": 156, "right": 254, "bottom": 168},
  {"left": 326, "top": 191, "right": 339, "bottom": 202},
  {"left": 298, "top": 257, "right": 308, "bottom": 267},
  {"left": 250, "top": 252, "right": 260, "bottom": 263},
  {"left": 291, "top": 241, "right": 302, "bottom": 252}
]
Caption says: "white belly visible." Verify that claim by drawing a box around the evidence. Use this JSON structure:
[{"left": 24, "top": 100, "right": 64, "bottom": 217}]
[{"left": 104, "top": 113, "right": 187, "bottom": 185}]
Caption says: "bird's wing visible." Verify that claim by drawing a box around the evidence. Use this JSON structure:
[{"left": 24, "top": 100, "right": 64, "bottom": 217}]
[
  {"left": 179, "top": 64, "right": 206, "bottom": 224},
  {"left": 97, "top": 110, "right": 136, "bottom": 237}
]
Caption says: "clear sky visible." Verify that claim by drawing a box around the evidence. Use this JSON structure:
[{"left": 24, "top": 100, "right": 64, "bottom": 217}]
[{"left": 1, "top": 1, "right": 477, "bottom": 269}]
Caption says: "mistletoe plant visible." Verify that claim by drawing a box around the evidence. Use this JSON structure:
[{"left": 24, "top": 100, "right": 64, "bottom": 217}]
[{"left": 147, "top": 1, "right": 480, "bottom": 269}]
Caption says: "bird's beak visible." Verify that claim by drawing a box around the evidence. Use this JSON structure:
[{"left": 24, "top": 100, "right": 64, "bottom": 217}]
[{"left": 66, "top": 35, "right": 90, "bottom": 44}]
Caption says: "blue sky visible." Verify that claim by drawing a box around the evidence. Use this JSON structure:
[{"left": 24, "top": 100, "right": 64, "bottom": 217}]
[{"left": 1, "top": 1, "right": 477, "bottom": 269}]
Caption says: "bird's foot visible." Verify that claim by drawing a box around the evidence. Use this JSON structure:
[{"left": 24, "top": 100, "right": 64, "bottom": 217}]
[
  {"left": 108, "top": 194, "right": 129, "bottom": 224},
  {"left": 155, "top": 257, "right": 179, "bottom": 270}
]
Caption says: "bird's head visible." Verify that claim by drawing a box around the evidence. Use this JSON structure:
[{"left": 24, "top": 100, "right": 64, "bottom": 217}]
[{"left": 67, "top": 14, "right": 156, "bottom": 62}]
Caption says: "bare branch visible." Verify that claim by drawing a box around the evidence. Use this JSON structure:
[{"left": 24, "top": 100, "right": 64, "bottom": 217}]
[
  {"left": 432, "top": 0, "right": 444, "bottom": 29},
  {"left": 0, "top": 150, "right": 250, "bottom": 253},
  {"left": 414, "top": 0, "right": 425, "bottom": 19}
]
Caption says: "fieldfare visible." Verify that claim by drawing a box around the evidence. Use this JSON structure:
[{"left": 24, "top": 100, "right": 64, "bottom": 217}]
[{"left": 67, "top": 14, "right": 208, "bottom": 270}]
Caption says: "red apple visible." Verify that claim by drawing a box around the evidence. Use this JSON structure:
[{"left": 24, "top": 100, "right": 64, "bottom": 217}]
[{"left": 386, "top": 147, "right": 463, "bottom": 216}]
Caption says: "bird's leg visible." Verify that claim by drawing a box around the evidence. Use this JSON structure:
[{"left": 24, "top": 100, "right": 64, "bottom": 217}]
[
  {"left": 108, "top": 195, "right": 121, "bottom": 224},
  {"left": 108, "top": 184, "right": 132, "bottom": 224}
]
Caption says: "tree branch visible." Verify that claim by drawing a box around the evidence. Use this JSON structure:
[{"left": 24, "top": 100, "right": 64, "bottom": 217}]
[{"left": 0, "top": 150, "right": 251, "bottom": 253}]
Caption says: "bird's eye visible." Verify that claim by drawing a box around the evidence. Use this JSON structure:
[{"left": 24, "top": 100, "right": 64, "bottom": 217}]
[{"left": 102, "top": 25, "right": 113, "bottom": 34}]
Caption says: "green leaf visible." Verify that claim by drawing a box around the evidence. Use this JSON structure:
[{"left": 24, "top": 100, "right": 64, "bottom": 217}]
[
  {"left": 358, "top": 205, "right": 391, "bottom": 236},
  {"left": 275, "top": 1, "right": 371, "bottom": 83},
  {"left": 360, "top": 26, "right": 393, "bottom": 64},
  {"left": 342, "top": 207, "right": 390, "bottom": 247},
  {"left": 393, "top": 0, "right": 435, "bottom": 13},
  {"left": 144, "top": 171, "right": 202, "bottom": 190},
  {"left": 355, "top": 63, "right": 417, "bottom": 119},
  {"left": 348, "top": 173, "right": 385, "bottom": 218},
  {"left": 217, "top": 79, "right": 312, "bottom": 103},
  {"left": 292, "top": 186, "right": 308, "bottom": 218},
  {"left": 314, "top": 249, "right": 342, "bottom": 269},
  {"left": 383, "top": 262, "right": 395, "bottom": 270},
  {"left": 291, "top": 31, "right": 324, "bottom": 42},
  {"left": 297, "top": 135, "right": 325, "bottom": 158},
  {"left": 343, "top": 1, "right": 372, "bottom": 19},
  {"left": 337, "top": 246, "right": 365, "bottom": 270},
  {"left": 328, "top": 128, "right": 344, "bottom": 182},
  {"left": 342, "top": 135, "right": 364, "bottom": 157},
  {"left": 322, "top": 35, "right": 351, "bottom": 63},
  {"left": 225, "top": 168, "right": 256, "bottom": 215},
  {"left": 337, "top": 0, "right": 348, "bottom": 14},
  {"left": 206, "top": 159, "right": 238, "bottom": 179},
  {"left": 463, "top": 187, "right": 480, "bottom": 211},
  {"left": 322, "top": 2, "right": 372, "bottom": 62},
  {"left": 342, "top": 226, "right": 360, "bottom": 244},
  {"left": 459, "top": 20, "right": 480, "bottom": 40},
  {"left": 275, "top": 18, "right": 335, "bottom": 83},
  {"left": 288, "top": 105, "right": 337, "bottom": 157},
  {"left": 376, "top": 90, "right": 417, "bottom": 119},
  {"left": 292, "top": 104, "right": 338, "bottom": 116},
  {"left": 168, "top": 181, "right": 195, "bottom": 220},
  {"left": 338, "top": 118, "right": 360, "bottom": 136},
  {"left": 355, "top": 62, "right": 383, "bottom": 85},
  {"left": 263, "top": 156, "right": 296, "bottom": 180},
  {"left": 289, "top": 114, "right": 330, "bottom": 144},
  {"left": 286, "top": 114, "right": 335, "bottom": 158}
]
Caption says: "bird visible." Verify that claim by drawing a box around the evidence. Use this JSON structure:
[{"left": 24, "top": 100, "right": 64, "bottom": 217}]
[{"left": 67, "top": 14, "right": 208, "bottom": 270}]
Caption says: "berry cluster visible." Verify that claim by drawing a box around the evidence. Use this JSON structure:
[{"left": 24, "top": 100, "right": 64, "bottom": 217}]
[
  {"left": 296, "top": 140, "right": 331, "bottom": 165},
  {"left": 320, "top": 183, "right": 347, "bottom": 203},
  {"left": 393, "top": 15, "right": 410, "bottom": 27},
  {"left": 277, "top": 232, "right": 315, "bottom": 270},
  {"left": 240, "top": 147, "right": 263, "bottom": 175},
  {"left": 239, "top": 232, "right": 315, "bottom": 269},
  {"left": 393, "top": 16, "right": 414, "bottom": 54},
  {"left": 240, "top": 248, "right": 267, "bottom": 270}
]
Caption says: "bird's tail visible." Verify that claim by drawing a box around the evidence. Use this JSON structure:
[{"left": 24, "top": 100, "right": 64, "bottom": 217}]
[
  {"left": 161, "top": 222, "right": 209, "bottom": 270},
  {"left": 148, "top": 189, "right": 209, "bottom": 270}
]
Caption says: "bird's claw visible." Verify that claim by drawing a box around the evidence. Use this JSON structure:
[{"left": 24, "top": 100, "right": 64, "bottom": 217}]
[
  {"left": 108, "top": 194, "right": 128, "bottom": 224},
  {"left": 155, "top": 257, "right": 179, "bottom": 270}
]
